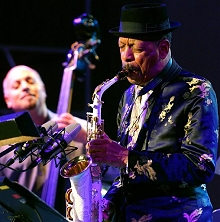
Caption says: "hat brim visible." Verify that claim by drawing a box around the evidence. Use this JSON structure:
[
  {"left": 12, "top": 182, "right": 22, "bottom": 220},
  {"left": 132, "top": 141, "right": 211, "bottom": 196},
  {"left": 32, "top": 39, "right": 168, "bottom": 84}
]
[{"left": 109, "top": 21, "right": 181, "bottom": 40}]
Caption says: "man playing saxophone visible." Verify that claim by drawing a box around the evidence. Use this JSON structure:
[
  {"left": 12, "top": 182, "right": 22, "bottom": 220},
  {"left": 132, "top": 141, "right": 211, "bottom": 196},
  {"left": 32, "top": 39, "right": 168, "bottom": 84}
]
[{"left": 87, "top": 3, "right": 218, "bottom": 222}]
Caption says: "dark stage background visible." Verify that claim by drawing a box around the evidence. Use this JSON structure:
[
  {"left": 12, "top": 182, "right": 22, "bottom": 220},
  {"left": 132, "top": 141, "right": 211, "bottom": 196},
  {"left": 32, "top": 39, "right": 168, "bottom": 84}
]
[{"left": 0, "top": 0, "right": 220, "bottom": 210}]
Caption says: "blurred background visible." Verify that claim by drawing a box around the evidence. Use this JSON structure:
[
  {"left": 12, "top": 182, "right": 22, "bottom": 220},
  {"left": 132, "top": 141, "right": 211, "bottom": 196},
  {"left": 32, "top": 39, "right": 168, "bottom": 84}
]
[{"left": 0, "top": 0, "right": 220, "bottom": 209}]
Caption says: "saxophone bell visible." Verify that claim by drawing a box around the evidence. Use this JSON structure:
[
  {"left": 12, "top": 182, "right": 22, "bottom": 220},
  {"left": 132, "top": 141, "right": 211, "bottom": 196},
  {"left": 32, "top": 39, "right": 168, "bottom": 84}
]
[
  {"left": 60, "top": 154, "right": 92, "bottom": 178},
  {"left": 60, "top": 155, "right": 93, "bottom": 222}
]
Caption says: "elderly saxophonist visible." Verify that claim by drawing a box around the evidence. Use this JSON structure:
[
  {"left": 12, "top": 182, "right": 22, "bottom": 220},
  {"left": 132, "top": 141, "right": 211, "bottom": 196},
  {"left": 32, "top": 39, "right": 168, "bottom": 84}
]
[{"left": 87, "top": 3, "right": 219, "bottom": 222}]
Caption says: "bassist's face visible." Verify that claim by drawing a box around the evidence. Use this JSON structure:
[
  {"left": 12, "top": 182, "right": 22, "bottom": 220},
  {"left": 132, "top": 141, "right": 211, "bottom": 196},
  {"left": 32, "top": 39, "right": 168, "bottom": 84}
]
[{"left": 3, "top": 65, "right": 47, "bottom": 112}]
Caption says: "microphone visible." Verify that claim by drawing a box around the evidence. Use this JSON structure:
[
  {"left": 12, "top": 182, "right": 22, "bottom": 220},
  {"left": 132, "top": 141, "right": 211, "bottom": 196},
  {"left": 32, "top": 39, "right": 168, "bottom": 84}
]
[
  {"left": 37, "top": 120, "right": 58, "bottom": 140},
  {"left": 4, "top": 120, "right": 58, "bottom": 167},
  {"left": 28, "top": 123, "right": 81, "bottom": 169}
]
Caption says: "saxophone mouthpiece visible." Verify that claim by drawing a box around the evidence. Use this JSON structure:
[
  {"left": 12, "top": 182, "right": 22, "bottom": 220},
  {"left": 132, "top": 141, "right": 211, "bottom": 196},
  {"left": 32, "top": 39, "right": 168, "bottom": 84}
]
[{"left": 117, "top": 69, "right": 128, "bottom": 80}]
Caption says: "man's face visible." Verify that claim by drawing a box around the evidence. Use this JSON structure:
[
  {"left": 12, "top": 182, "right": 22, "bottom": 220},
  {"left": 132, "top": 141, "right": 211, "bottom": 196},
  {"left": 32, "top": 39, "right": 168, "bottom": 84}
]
[
  {"left": 119, "top": 37, "right": 166, "bottom": 86},
  {"left": 3, "top": 67, "right": 46, "bottom": 112}
]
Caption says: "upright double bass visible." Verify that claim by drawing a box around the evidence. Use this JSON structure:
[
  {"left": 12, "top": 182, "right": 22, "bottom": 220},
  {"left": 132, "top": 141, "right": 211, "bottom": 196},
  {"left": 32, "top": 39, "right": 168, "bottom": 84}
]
[{"left": 42, "top": 13, "right": 101, "bottom": 211}]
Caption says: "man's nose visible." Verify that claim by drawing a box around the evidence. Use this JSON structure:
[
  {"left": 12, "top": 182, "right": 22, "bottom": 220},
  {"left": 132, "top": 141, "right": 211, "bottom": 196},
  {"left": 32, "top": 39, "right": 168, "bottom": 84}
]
[
  {"left": 20, "top": 81, "right": 30, "bottom": 90},
  {"left": 122, "top": 47, "right": 134, "bottom": 62}
]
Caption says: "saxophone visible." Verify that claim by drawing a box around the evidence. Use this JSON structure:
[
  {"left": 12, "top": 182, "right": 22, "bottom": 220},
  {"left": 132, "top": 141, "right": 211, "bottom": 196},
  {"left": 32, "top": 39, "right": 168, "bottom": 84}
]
[{"left": 60, "top": 70, "right": 128, "bottom": 222}]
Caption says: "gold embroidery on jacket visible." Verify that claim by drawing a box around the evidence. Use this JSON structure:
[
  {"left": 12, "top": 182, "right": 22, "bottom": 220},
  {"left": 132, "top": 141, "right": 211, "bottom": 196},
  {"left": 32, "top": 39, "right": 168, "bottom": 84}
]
[
  {"left": 186, "top": 78, "right": 204, "bottom": 92},
  {"left": 134, "top": 160, "right": 157, "bottom": 181},
  {"left": 164, "top": 115, "right": 174, "bottom": 126},
  {"left": 159, "top": 96, "right": 175, "bottom": 122},
  {"left": 184, "top": 112, "right": 192, "bottom": 144}
]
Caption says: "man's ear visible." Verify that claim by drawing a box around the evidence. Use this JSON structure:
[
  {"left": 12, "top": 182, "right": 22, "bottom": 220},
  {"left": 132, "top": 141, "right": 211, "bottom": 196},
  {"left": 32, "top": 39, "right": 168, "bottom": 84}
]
[{"left": 158, "top": 40, "right": 170, "bottom": 59}]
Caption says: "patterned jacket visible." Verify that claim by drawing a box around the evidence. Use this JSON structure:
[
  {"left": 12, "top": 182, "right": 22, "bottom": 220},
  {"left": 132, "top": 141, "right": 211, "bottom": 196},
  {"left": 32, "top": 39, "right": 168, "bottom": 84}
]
[{"left": 104, "top": 59, "right": 219, "bottom": 222}]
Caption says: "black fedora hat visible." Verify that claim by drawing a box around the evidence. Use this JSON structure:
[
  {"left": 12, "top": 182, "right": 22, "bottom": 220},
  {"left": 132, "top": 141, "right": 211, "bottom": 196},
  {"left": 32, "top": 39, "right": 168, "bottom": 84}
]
[{"left": 109, "top": 3, "right": 181, "bottom": 41}]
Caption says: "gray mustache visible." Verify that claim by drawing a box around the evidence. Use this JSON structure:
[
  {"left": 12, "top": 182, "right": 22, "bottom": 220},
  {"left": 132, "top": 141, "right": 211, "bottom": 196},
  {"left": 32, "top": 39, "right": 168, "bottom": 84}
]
[{"left": 122, "top": 63, "right": 140, "bottom": 72}]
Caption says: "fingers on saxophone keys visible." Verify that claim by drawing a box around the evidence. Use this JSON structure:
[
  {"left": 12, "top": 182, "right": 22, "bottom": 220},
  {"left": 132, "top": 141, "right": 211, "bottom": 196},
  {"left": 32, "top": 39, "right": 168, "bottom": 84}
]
[
  {"left": 85, "top": 142, "right": 90, "bottom": 155},
  {"left": 90, "top": 150, "right": 103, "bottom": 163},
  {"left": 86, "top": 141, "right": 91, "bottom": 148},
  {"left": 86, "top": 140, "right": 98, "bottom": 151},
  {"left": 86, "top": 142, "right": 95, "bottom": 157},
  {"left": 86, "top": 141, "right": 97, "bottom": 151}
]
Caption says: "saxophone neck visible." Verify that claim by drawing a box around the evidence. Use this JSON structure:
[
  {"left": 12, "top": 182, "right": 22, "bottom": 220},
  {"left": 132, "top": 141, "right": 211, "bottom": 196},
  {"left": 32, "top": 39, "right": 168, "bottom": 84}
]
[
  {"left": 94, "top": 76, "right": 119, "bottom": 95},
  {"left": 93, "top": 70, "right": 128, "bottom": 102}
]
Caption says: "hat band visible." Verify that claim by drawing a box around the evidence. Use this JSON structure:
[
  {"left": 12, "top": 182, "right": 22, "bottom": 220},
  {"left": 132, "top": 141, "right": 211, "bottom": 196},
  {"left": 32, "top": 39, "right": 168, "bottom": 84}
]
[{"left": 119, "top": 19, "right": 170, "bottom": 33}]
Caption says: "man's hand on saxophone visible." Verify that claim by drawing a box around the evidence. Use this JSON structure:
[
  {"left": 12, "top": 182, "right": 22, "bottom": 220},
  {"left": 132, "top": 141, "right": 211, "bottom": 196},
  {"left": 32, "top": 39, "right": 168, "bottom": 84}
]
[
  {"left": 102, "top": 198, "right": 115, "bottom": 222},
  {"left": 86, "top": 133, "right": 128, "bottom": 168}
]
